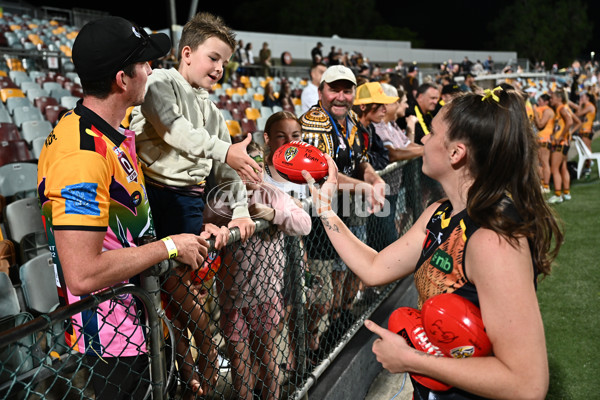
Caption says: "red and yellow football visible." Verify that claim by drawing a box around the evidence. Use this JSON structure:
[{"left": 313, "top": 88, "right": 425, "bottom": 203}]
[
  {"left": 388, "top": 307, "right": 452, "bottom": 392},
  {"left": 421, "top": 293, "right": 492, "bottom": 359},
  {"left": 272, "top": 141, "right": 328, "bottom": 184}
]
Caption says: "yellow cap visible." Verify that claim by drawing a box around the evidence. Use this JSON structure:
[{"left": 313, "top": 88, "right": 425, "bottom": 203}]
[{"left": 354, "top": 82, "right": 399, "bottom": 105}]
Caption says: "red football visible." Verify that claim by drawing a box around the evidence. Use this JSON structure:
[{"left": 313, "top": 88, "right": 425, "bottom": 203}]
[
  {"left": 190, "top": 251, "right": 221, "bottom": 284},
  {"left": 421, "top": 293, "right": 492, "bottom": 359},
  {"left": 388, "top": 307, "right": 452, "bottom": 392},
  {"left": 272, "top": 141, "right": 328, "bottom": 184}
]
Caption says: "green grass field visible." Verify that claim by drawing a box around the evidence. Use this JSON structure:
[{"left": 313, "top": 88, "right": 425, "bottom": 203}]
[{"left": 539, "top": 138, "right": 600, "bottom": 399}]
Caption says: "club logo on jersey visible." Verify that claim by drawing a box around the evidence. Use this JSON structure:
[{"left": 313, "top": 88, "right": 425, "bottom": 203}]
[
  {"left": 113, "top": 146, "right": 138, "bottom": 183},
  {"left": 430, "top": 249, "right": 453, "bottom": 273},
  {"left": 62, "top": 182, "right": 100, "bottom": 216},
  {"left": 422, "top": 229, "right": 443, "bottom": 257},
  {"left": 284, "top": 146, "right": 298, "bottom": 162}
]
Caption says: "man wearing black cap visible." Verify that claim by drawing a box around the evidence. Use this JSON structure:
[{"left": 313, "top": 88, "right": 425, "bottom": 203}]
[{"left": 37, "top": 16, "right": 211, "bottom": 399}]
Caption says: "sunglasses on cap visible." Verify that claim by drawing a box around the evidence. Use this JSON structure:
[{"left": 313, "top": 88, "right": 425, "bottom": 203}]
[{"left": 118, "top": 25, "right": 150, "bottom": 72}]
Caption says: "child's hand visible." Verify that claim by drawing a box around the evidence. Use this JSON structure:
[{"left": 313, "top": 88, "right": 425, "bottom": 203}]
[
  {"left": 226, "top": 133, "right": 262, "bottom": 183},
  {"left": 200, "top": 223, "right": 230, "bottom": 249},
  {"left": 248, "top": 203, "right": 275, "bottom": 222},
  {"left": 302, "top": 154, "right": 338, "bottom": 218},
  {"left": 228, "top": 217, "right": 255, "bottom": 242}
]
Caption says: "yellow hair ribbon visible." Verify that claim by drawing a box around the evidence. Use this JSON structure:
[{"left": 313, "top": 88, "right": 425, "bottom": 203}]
[{"left": 481, "top": 86, "right": 503, "bottom": 102}]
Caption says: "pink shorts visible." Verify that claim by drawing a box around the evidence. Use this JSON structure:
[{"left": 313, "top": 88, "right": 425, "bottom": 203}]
[{"left": 220, "top": 300, "right": 282, "bottom": 342}]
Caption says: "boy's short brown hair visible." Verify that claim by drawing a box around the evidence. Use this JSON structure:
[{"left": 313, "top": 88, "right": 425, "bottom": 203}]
[{"left": 177, "top": 12, "right": 236, "bottom": 61}]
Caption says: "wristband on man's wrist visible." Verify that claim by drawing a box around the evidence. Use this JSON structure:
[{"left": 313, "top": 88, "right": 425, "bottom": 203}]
[{"left": 161, "top": 236, "right": 178, "bottom": 259}]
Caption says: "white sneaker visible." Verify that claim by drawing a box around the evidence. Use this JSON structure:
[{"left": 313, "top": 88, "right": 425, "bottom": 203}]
[
  {"left": 541, "top": 187, "right": 551, "bottom": 194},
  {"left": 562, "top": 193, "right": 572, "bottom": 201},
  {"left": 548, "top": 195, "right": 563, "bottom": 204}
]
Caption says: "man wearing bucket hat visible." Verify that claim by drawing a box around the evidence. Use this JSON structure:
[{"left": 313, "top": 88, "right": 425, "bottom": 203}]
[
  {"left": 299, "top": 65, "right": 386, "bottom": 360},
  {"left": 37, "top": 16, "right": 211, "bottom": 399}
]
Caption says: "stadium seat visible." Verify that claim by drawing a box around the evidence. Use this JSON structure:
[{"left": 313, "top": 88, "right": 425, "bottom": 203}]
[
  {"left": 230, "top": 107, "right": 243, "bottom": 121},
  {"left": 0, "top": 162, "right": 37, "bottom": 197},
  {"left": 21, "top": 120, "right": 52, "bottom": 144},
  {"left": 33, "top": 96, "right": 58, "bottom": 115},
  {"left": 0, "top": 140, "right": 33, "bottom": 167},
  {"left": 0, "top": 87, "right": 25, "bottom": 103},
  {"left": 245, "top": 107, "right": 261, "bottom": 120},
  {"left": 256, "top": 115, "right": 269, "bottom": 131},
  {"left": 0, "top": 271, "right": 20, "bottom": 318},
  {"left": 42, "top": 83, "right": 63, "bottom": 98},
  {"left": 240, "top": 118, "right": 257, "bottom": 135},
  {"left": 19, "top": 81, "right": 40, "bottom": 94},
  {"left": 49, "top": 87, "right": 70, "bottom": 100},
  {"left": 219, "top": 109, "right": 233, "bottom": 121},
  {"left": 6, "top": 96, "right": 32, "bottom": 115},
  {"left": 0, "top": 123, "right": 20, "bottom": 142},
  {"left": 225, "top": 120, "right": 242, "bottom": 137},
  {"left": 0, "top": 108, "right": 12, "bottom": 123},
  {"left": 272, "top": 105, "right": 283, "bottom": 113},
  {"left": 260, "top": 106, "right": 273, "bottom": 119},
  {"left": 573, "top": 135, "right": 600, "bottom": 179},
  {"left": 8, "top": 70, "right": 28, "bottom": 85},
  {"left": 19, "top": 253, "right": 56, "bottom": 314},
  {"left": 25, "top": 88, "right": 49, "bottom": 103},
  {"left": 12, "top": 106, "right": 43, "bottom": 128},
  {"left": 44, "top": 104, "right": 67, "bottom": 125},
  {"left": 60, "top": 95, "right": 79, "bottom": 109},
  {"left": 5, "top": 197, "right": 45, "bottom": 247},
  {"left": 31, "top": 136, "right": 46, "bottom": 159}
]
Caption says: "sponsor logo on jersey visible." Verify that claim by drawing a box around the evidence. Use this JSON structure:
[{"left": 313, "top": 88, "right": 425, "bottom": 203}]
[
  {"left": 113, "top": 146, "right": 138, "bottom": 183},
  {"left": 62, "top": 182, "right": 100, "bottom": 216},
  {"left": 431, "top": 249, "right": 453, "bottom": 273}
]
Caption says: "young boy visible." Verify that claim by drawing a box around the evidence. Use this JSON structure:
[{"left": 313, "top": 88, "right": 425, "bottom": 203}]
[{"left": 130, "top": 12, "right": 258, "bottom": 398}]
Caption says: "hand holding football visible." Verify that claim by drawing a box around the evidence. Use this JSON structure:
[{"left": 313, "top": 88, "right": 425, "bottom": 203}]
[{"left": 272, "top": 141, "right": 328, "bottom": 184}]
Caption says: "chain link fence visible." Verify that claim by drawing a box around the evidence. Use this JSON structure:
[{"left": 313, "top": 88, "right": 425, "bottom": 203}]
[{"left": 0, "top": 158, "right": 444, "bottom": 399}]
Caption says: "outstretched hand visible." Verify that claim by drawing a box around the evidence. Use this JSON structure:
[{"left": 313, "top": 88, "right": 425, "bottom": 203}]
[
  {"left": 226, "top": 133, "right": 262, "bottom": 183},
  {"left": 302, "top": 153, "right": 338, "bottom": 218},
  {"left": 200, "top": 223, "right": 230, "bottom": 249},
  {"left": 364, "top": 319, "right": 415, "bottom": 374}
]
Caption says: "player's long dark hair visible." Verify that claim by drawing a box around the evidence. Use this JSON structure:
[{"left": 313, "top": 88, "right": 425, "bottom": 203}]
[{"left": 443, "top": 89, "right": 563, "bottom": 276}]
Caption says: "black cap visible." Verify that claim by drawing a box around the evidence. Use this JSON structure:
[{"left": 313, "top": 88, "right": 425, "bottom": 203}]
[
  {"left": 72, "top": 16, "right": 171, "bottom": 81},
  {"left": 441, "top": 84, "right": 461, "bottom": 95}
]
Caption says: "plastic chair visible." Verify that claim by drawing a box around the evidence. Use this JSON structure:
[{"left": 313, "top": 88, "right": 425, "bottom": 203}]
[
  {"left": 219, "top": 109, "right": 233, "bottom": 121},
  {"left": 256, "top": 115, "right": 269, "bottom": 131},
  {"left": 0, "top": 122, "right": 20, "bottom": 141},
  {"left": 573, "top": 135, "right": 600, "bottom": 178},
  {"left": 19, "top": 81, "right": 40, "bottom": 94},
  {"left": 20, "top": 120, "right": 52, "bottom": 144},
  {"left": 25, "top": 88, "right": 49, "bottom": 103},
  {"left": 240, "top": 118, "right": 257, "bottom": 135},
  {"left": 0, "top": 87, "right": 25, "bottom": 103},
  {"left": 6, "top": 96, "right": 32, "bottom": 115},
  {"left": 0, "top": 162, "right": 37, "bottom": 197},
  {"left": 0, "top": 107, "right": 12, "bottom": 123},
  {"left": 60, "top": 95, "right": 79, "bottom": 109},
  {"left": 41, "top": 81, "right": 61, "bottom": 93},
  {"left": 49, "top": 88, "right": 70, "bottom": 101},
  {"left": 33, "top": 96, "right": 58, "bottom": 115},
  {"left": 230, "top": 107, "right": 244, "bottom": 121},
  {"left": 12, "top": 106, "right": 43, "bottom": 128},
  {"left": 31, "top": 137, "right": 46, "bottom": 159},
  {"left": 19, "top": 253, "right": 57, "bottom": 314},
  {"left": 225, "top": 120, "right": 242, "bottom": 137},
  {"left": 245, "top": 107, "right": 261, "bottom": 121},
  {"left": 5, "top": 197, "right": 47, "bottom": 263},
  {"left": 0, "top": 271, "right": 20, "bottom": 317},
  {"left": 44, "top": 104, "right": 67, "bottom": 125},
  {"left": 0, "top": 140, "right": 32, "bottom": 166}
]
